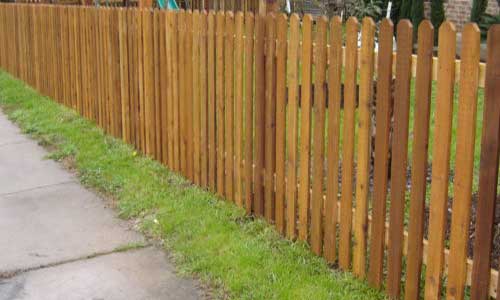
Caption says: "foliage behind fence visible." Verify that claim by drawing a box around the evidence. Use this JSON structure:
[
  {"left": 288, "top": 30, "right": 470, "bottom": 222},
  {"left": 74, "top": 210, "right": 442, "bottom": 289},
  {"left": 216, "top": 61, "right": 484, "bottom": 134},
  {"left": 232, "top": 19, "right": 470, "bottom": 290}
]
[{"left": 0, "top": 4, "right": 499, "bottom": 299}]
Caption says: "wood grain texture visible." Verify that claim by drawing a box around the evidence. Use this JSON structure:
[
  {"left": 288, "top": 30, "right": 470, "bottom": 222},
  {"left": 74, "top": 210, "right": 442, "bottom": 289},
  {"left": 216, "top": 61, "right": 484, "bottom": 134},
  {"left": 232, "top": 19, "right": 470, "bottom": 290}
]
[
  {"left": 142, "top": 9, "right": 155, "bottom": 157},
  {"left": 153, "top": 10, "right": 162, "bottom": 160},
  {"left": 404, "top": 20, "right": 434, "bottom": 300},
  {"left": 286, "top": 14, "right": 300, "bottom": 239},
  {"left": 216, "top": 11, "right": 225, "bottom": 196},
  {"left": 118, "top": 9, "right": 132, "bottom": 144},
  {"left": 159, "top": 11, "right": 169, "bottom": 166},
  {"left": 274, "top": 13, "right": 287, "bottom": 234},
  {"left": 200, "top": 11, "right": 209, "bottom": 188},
  {"left": 253, "top": 13, "right": 265, "bottom": 216},
  {"left": 324, "top": 16, "right": 342, "bottom": 263},
  {"left": 367, "top": 18, "right": 393, "bottom": 287},
  {"left": 446, "top": 23, "right": 481, "bottom": 300},
  {"left": 311, "top": 16, "right": 327, "bottom": 256},
  {"left": 244, "top": 13, "right": 255, "bottom": 214},
  {"left": 208, "top": 11, "right": 217, "bottom": 191},
  {"left": 234, "top": 12, "right": 244, "bottom": 207},
  {"left": 264, "top": 13, "right": 276, "bottom": 222},
  {"left": 298, "top": 14, "right": 313, "bottom": 242},
  {"left": 185, "top": 12, "right": 194, "bottom": 180},
  {"left": 470, "top": 24, "right": 500, "bottom": 300},
  {"left": 424, "top": 21, "right": 456, "bottom": 300},
  {"left": 339, "top": 17, "right": 358, "bottom": 270},
  {"left": 193, "top": 11, "right": 201, "bottom": 184},
  {"left": 225, "top": 12, "right": 235, "bottom": 201},
  {"left": 353, "top": 17, "right": 375, "bottom": 278},
  {"left": 386, "top": 20, "right": 413, "bottom": 299}
]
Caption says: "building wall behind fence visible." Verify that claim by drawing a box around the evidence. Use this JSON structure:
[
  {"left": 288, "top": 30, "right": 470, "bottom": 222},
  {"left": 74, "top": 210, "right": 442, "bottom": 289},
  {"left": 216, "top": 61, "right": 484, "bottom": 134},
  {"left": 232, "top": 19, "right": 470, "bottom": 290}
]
[
  {"left": 424, "top": 0, "right": 500, "bottom": 31},
  {"left": 0, "top": 4, "right": 499, "bottom": 300}
]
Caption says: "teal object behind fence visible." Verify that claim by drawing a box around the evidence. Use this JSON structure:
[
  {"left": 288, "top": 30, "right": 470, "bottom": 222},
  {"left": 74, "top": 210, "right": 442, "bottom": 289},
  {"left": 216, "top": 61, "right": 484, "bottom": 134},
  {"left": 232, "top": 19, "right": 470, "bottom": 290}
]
[{"left": 167, "top": 0, "right": 179, "bottom": 9}]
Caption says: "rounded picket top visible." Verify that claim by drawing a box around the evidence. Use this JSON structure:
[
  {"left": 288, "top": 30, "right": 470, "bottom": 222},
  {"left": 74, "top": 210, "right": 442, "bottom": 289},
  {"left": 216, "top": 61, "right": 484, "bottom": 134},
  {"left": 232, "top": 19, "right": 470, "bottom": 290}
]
[
  {"left": 380, "top": 17, "right": 394, "bottom": 30},
  {"left": 361, "top": 16, "right": 375, "bottom": 28},
  {"left": 276, "top": 13, "right": 288, "bottom": 43},
  {"left": 486, "top": 24, "right": 500, "bottom": 66},
  {"left": 488, "top": 23, "right": 500, "bottom": 36},
  {"left": 418, "top": 19, "right": 434, "bottom": 38},
  {"left": 289, "top": 13, "right": 300, "bottom": 25},
  {"left": 463, "top": 22, "right": 480, "bottom": 36},
  {"left": 438, "top": 20, "right": 456, "bottom": 39},
  {"left": 245, "top": 11, "right": 254, "bottom": 23},
  {"left": 329, "top": 16, "right": 343, "bottom": 46},
  {"left": 235, "top": 11, "right": 244, "bottom": 21},
  {"left": 317, "top": 15, "right": 328, "bottom": 29},
  {"left": 330, "top": 15, "right": 342, "bottom": 27},
  {"left": 397, "top": 18, "right": 413, "bottom": 34},
  {"left": 346, "top": 16, "right": 359, "bottom": 28},
  {"left": 379, "top": 18, "right": 394, "bottom": 42},
  {"left": 303, "top": 13, "right": 313, "bottom": 25},
  {"left": 462, "top": 23, "right": 481, "bottom": 57},
  {"left": 276, "top": 12, "right": 288, "bottom": 24}
]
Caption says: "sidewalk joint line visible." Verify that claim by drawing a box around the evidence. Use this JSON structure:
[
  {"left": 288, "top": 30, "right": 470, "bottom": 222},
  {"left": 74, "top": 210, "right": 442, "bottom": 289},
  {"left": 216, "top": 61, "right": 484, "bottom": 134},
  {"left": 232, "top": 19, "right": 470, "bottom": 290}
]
[
  {"left": 0, "top": 244, "right": 152, "bottom": 280},
  {"left": 0, "top": 180, "right": 76, "bottom": 197}
]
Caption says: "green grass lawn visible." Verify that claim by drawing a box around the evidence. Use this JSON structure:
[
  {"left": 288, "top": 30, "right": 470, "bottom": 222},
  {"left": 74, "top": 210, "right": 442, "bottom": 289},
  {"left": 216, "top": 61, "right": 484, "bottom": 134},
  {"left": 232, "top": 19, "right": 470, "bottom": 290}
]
[{"left": 0, "top": 71, "right": 386, "bottom": 299}]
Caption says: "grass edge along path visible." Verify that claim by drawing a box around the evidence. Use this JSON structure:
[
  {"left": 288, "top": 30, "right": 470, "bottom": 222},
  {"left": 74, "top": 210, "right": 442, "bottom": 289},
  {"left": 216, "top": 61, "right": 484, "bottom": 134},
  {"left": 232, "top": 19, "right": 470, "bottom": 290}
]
[{"left": 0, "top": 71, "right": 386, "bottom": 299}]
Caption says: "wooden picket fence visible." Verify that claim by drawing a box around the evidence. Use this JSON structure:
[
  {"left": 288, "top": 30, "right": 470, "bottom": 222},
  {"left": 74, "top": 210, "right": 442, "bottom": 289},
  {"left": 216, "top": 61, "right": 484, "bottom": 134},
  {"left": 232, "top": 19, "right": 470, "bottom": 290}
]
[{"left": 0, "top": 3, "right": 499, "bottom": 299}]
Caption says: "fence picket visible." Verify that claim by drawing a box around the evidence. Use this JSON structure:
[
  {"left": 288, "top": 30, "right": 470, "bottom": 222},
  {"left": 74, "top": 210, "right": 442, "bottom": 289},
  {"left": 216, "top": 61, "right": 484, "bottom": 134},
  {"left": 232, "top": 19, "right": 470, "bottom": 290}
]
[
  {"left": 353, "top": 17, "right": 375, "bottom": 277},
  {"left": 274, "top": 13, "right": 287, "bottom": 233},
  {"left": 404, "top": 20, "right": 434, "bottom": 300},
  {"left": 324, "top": 16, "right": 342, "bottom": 263},
  {"left": 216, "top": 11, "right": 225, "bottom": 197},
  {"left": 298, "top": 14, "right": 313, "bottom": 242},
  {"left": 311, "top": 16, "right": 327, "bottom": 256},
  {"left": 128, "top": 9, "right": 138, "bottom": 149},
  {"left": 225, "top": 12, "right": 235, "bottom": 201},
  {"left": 470, "top": 24, "right": 500, "bottom": 300},
  {"left": 178, "top": 10, "right": 187, "bottom": 174},
  {"left": 424, "top": 21, "right": 457, "bottom": 300},
  {"left": 193, "top": 11, "right": 201, "bottom": 184},
  {"left": 136, "top": 9, "right": 146, "bottom": 152},
  {"left": 200, "top": 11, "right": 209, "bottom": 188},
  {"left": 244, "top": 13, "right": 255, "bottom": 214},
  {"left": 386, "top": 20, "right": 413, "bottom": 298},
  {"left": 171, "top": 11, "right": 181, "bottom": 172},
  {"left": 153, "top": 10, "right": 162, "bottom": 158},
  {"left": 159, "top": 11, "right": 169, "bottom": 165},
  {"left": 118, "top": 8, "right": 131, "bottom": 144},
  {"left": 446, "top": 23, "right": 481, "bottom": 300},
  {"left": 264, "top": 13, "right": 276, "bottom": 221},
  {"left": 367, "top": 18, "right": 393, "bottom": 287},
  {"left": 234, "top": 12, "right": 245, "bottom": 207},
  {"left": 253, "top": 13, "right": 265, "bottom": 216},
  {"left": 185, "top": 12, "right": 194, "bottom": 180},
  {"left": 208, "top": 11, "right": 217, "bottom": 191},
  {"left": 142, "top": 9, "right": 155, "bottom": 157},
  {"left": 339, "top": 17, "right": 358, "bottom": 270},
  {"left": 286, "top": 14, "right": 300, "bottom": 239}
]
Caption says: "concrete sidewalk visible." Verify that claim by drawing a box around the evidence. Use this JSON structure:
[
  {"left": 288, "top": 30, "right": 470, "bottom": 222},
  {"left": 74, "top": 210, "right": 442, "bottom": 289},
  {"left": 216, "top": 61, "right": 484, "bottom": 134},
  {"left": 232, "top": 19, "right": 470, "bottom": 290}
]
[{"left": 0, "top": 110, "right": 203, "bottom": 300}]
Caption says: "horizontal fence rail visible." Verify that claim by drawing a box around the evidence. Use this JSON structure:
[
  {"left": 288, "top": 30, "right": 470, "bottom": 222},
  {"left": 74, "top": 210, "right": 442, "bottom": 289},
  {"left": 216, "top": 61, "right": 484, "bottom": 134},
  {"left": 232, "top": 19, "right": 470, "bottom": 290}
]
[{"left": 0, "top": 4, "right": 499, "bottom": 300}]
